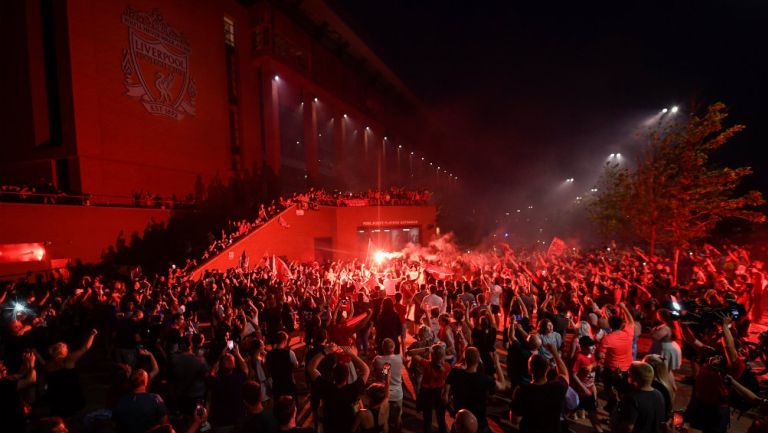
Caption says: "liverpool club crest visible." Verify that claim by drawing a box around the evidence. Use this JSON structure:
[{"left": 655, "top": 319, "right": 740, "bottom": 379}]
[{"left": 121, "top": 7, "right": 196, "bottom": 120}]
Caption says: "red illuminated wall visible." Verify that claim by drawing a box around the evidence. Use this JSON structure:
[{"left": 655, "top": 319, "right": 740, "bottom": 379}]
[
  {"left": 192, "top": 205, "right": 437, "bottom": 277},
  {"left": 66, "top": 0, "right": 256, "bottom": 198},
  {"left": 0, "top": 203, "right": 170, "bottom": 278}
]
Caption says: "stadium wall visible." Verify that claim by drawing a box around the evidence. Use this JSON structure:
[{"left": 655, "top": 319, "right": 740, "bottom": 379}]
[{"left": 0, "top": 203, "right": 171, "bottom": 278}]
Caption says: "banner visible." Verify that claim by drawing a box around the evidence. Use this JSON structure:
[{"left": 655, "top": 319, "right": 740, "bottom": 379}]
[{"left": 425, "top": 264, "right": 453, "bottom": 280}]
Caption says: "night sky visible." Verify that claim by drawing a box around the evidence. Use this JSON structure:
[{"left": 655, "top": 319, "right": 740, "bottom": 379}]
[{"left": 329, "top": 1, "right": 768, "bottom": 223}]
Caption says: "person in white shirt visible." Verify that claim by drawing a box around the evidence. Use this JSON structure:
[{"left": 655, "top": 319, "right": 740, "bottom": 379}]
[
  {"left": 421, "top": 285, "right": 444, "bottom": 314},
  {"left": 372, "top": 338, "right": 404, "bottom": 432}
]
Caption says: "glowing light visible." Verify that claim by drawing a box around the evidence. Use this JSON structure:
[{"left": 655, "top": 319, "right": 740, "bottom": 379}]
[
  {"left": 398, "top": 145, "right": 402, "bottom": 149},
  {"left": 591, "top": 188, "right": 598, "bottom": 192},
  {"left": 374, "top": 250, "right": 387, "bottom": 264},
  {"left": 661, "top": 108, "right": 668, "bottom": 113},
  {"left": 565, "top": 178, "right": 575, "bottom": 183},
  {"left": 343, "top": 114, "right": 348, "bottom": 118},
  {"left": 616, "top": 153, "right": 622, "bottom": 158},
  {"left": 313, "top": 97, "right": 318, "bottom": 103},
  {"left": 410, "top": 152, "right": 414, "bottom": 155},
  {"left": 671, "top": 106, "right": 679, "bottom": 113},
  {"left": 610, "top": 153, "right": 615, "bottom": 158},
  {"left": 421, "top": 157, "right": 425, "bottom": 161},
  {"left": 273, "top": 75, "right": 279, "bottom": 81}
]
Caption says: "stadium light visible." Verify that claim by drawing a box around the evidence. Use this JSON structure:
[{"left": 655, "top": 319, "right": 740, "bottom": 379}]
[
  {"left": 661, "top": 108, "right": 668, "bottom": 113},
  {"left": 671, "top": 106, "right": 679, "bottom": 113},
  {"left": 273, "top": 75, "right": 279, "bottom": 81}
]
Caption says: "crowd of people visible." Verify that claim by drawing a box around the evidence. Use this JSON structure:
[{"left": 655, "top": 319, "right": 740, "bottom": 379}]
[{"left": 2, "top": 237, "right": 768, "bottom": 433}]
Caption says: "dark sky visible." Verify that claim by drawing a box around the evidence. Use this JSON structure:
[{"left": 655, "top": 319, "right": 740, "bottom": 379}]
[{"left": 328, "top": 1, "right": 768, "bottom": 215}]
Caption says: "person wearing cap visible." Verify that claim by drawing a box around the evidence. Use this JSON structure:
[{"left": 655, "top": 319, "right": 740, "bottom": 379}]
[
  {"left": 571, "top": 336, "right": 602, "bottom": 432},
  {"left": 613, "top": 361, "right": 666, "bottom": 433}
]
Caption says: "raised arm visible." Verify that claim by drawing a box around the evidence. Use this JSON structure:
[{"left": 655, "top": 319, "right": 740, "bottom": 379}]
[
  {"left": 346, "top": 347, "right": 370, "bottom": 383},
  {"left": 67, "top": 329, "right": 97, "bottom": 365},
  {"left": 618, "top": 302, "right": 634, "bottom": 328},
  {"left": 545, "top": 343, "right": 569, "bottom": 385},
  {"left": 721, "top": 315, "right": 739, "bottom": 367}
]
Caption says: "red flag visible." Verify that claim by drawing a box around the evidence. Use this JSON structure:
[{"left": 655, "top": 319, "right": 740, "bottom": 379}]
[
  {"left": 547, "top": 237, "right": 567, "bottom": 257},
  {"left": 425, "top": 264, "right": 453, "bottom": 280},
  {"left": 364, "top": 275, "right": 380, "bottom": 291},
  {"left": 272, "top": 255, "right": 293, "bottom": 282}
]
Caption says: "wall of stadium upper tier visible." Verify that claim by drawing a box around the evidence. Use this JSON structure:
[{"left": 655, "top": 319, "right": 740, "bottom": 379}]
[
  {"left": 190, "top": 204, "right": 437, "bottom": 279},
  {"left": 0, "top": 203, "right": 171, "bottom": 278}
]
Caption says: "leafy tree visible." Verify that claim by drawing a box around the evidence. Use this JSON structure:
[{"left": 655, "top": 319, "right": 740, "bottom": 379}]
[{"left": 591, "top": 103, "right": 765, "bottom": 283}]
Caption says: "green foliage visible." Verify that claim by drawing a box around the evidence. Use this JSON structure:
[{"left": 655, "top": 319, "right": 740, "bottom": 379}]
[{"left": 590, "top": 102, "right": 765, "bottom": 255}]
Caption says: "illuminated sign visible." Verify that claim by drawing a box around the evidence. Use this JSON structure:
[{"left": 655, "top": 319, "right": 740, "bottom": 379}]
[
  {"left": 361, "top": 220, "right": 419, "bottom": 227},
  {"left": 122, "top": 6, "right": 196, "bottom": 120}
]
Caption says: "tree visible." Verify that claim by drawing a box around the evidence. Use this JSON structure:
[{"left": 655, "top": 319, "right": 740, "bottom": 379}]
[{"left": 591, "top": 103, "right": 765, "bottom": 283}]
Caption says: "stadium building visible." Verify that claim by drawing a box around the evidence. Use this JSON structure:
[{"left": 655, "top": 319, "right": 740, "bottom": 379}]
[{"left": 1, "top": 0, "right": 445, "bottom": 276}]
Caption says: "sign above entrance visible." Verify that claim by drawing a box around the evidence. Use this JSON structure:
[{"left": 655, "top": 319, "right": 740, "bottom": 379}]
[{"left": 361, "top": 220, "right": 418, "bottom": 227}]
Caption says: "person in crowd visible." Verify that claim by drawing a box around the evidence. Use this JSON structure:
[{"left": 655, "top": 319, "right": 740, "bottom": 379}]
[
  {"left": 407, "top": 325, "right": 437, "bottom": 395},
  {"left": 445, "top": 347, "right": 502, "bottom": 433},
  {"left": 113, "top": 369, "right": 169, "bottom": 433},
  {"left": 44, "top": 328, "right": 97, "bottom": 417},
  {"left": 649, "top": 309, "right": 683, "bottom": 376},
  {"left": 642, "top": 354, "right": 675, "bottom": 420},
  {"left": 208, "top": 349, "right": 249, "bottom": 432},
  {"left": 471, "top": 310, "right": 499, "bottom": 377},
  {"left": 273, "top": 395, "right": 311, "bottom": 433},
  {"left": 535, "top": 318, "right": 562, "bottom": 361},
  {"left": 510, "top": 343, "right": 569, "bottom": 433},
  {"left": 613, "top": 361, "right": 667, "bottom": 433},
  {"left": 352, "top": 382, "right": 389, "bottom": 433},
  {"left": 377, "top": 298, "right": 404, "bottom": 356},
  {"left": 233, "top": 381, "right": 277, "bottom": 433},
  {"left": 247, "top": 339, "right": 271, "bottom": 404},
  {"left": 410, "top": 343, "right": 451, "bottom": 433},
  {"left": 0, "top": 352, "right": 36, "bottom": 433},
  {"left": 598, "top": 303, "right": 636, "bottom": 411},
  {"left": 571, "top": 336, "right": 602, "bottom": 432},
  {"left": 685, "top": 314, "right": 746, "bottom": 433},
  {"left": 308, "top": 344, "right": 370, "bottom": 433},
  {"left": 451, "top": 409, "right": 478, "bottom": 433},
  {"left": 169, "top": 334, "right": 209, "bottom": 415},
  {"left": 266, "top": 331, "right": 299, "bottom": 402},
  {"left": 506, "top": 317, "right": 541, "bottom": 391},
  {"left": 373, "top": 338, "right": 404, "bottom": 432}
]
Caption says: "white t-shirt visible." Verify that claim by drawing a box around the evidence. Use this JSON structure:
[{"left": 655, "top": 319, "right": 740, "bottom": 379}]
[
  {"left": 383, "top": 278, "right": 398, "bottom": 296},
  {"left": 373, "top": 354, "right": 404, "bottom": 401},
  {"left": 489, "top": 284, "right": 502, "bottom": 306},
  {"left": 422, "top": 293, "right": 444, "bottom": 313}
]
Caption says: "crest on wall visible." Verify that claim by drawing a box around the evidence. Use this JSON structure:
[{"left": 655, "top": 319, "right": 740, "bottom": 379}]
[{"left": 121, "top": 6, "right": 196, "bottom": 120}]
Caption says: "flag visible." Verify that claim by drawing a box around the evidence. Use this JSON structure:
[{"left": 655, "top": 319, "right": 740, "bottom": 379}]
[
  {"left": 366, "top": 238, "right": 377, "bottom": 264},
  {"left": 364, "top": 275, "right": 380, "bottom": 291},
  {"left": 278, "top": 216, "right": 290, "bottom": 228},
  {"left": 425, "top": 264, "right": 453, "bottom": 280},
  {"left": 272, "top": 255, "right": 293, "bottom": 282},
  {"left": 547, "top": 237, "right": 567, "bottom": 257}
]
